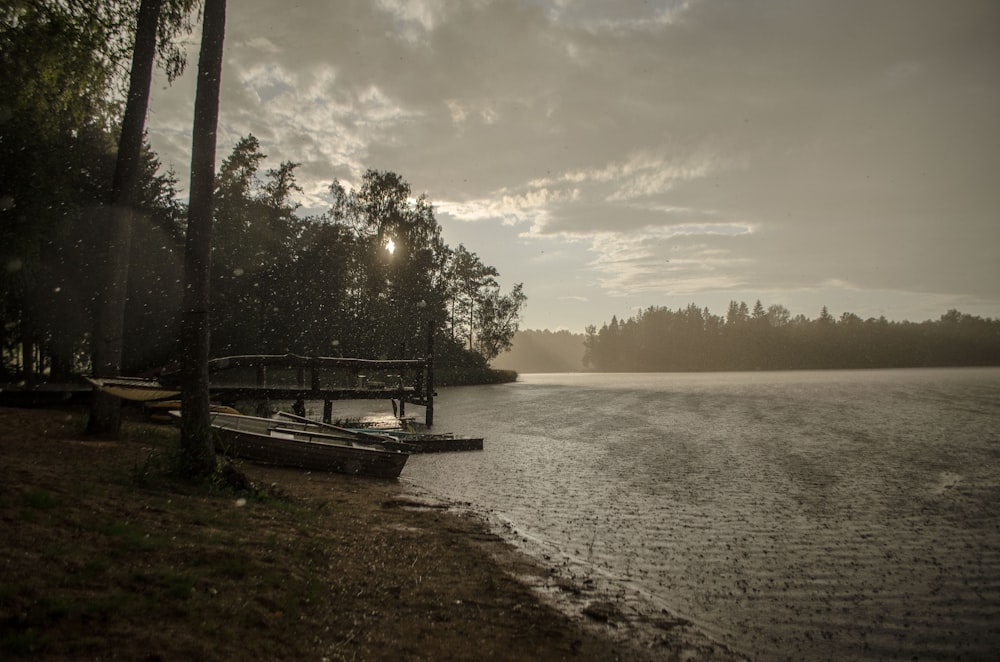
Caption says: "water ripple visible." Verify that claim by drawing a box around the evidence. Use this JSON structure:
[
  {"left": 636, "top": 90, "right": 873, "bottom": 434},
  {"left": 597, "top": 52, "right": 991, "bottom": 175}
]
[{"left": 399, "top": 368, "right": 1000, "bottom": 660}]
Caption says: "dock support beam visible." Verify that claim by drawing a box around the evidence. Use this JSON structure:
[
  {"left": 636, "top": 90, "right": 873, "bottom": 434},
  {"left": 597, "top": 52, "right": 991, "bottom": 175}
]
[{"left": 425, "top": 320, "right": 435, "bottom": 428}]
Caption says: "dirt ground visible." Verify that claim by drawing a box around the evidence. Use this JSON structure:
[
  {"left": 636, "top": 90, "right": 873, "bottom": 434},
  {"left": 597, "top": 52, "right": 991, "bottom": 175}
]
[{"left": 0, "top": 405, "right": 689, "bottom": 661}]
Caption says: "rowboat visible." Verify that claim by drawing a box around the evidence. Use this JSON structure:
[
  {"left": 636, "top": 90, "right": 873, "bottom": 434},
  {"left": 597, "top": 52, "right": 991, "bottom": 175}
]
[
  {"left": 190, "top": 411, "right": 409, "bottom": 479},
  {"left": 274, "top": 411, "right": 421, "bottom": 452},
  {"left": 276, "top": 411, "right": 484, "bottom": 453}
]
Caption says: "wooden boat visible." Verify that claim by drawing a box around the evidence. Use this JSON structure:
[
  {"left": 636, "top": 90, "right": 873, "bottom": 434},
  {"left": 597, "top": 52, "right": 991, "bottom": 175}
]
[
  {"left": 186, "top": 411, "right": 409, "bottom": 479},
  {"left": 276, "top": 411, "right": 484, "bottom": 453},
  {"left": 86, "top": 376, "right": 181, "bottom": 401},
  {"left": 379, "top": 431, "right": 484, "bottom": 453},
  {"left": 274, "top": 411, "right": 421, "bottom": 452}
]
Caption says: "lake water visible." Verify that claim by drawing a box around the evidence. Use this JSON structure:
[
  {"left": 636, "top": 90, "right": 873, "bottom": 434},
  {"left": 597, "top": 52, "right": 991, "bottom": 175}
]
[{"left": 326, "top": 368, "right": 1000, "bottom": 660}]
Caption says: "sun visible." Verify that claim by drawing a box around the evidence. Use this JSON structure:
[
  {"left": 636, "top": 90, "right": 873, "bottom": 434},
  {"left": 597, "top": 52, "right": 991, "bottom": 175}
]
[{"left": 386, "top": 238, "right": 396, "bottom": 255}]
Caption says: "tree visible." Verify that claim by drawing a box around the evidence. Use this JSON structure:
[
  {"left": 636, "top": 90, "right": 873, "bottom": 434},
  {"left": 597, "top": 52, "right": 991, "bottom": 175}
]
[
  {"left": 88, "top": 0, "right": 165, "bottom": 436},
  {"left": 122, "top": 147, "right": 186, "bottom": 373},
  {"left": 329, "top": 170, "right": 450, "bottom": 359},
  {"left": 474, "top": 282, "right": 526, "bottom": 362},
  {"left": 766, "top": 304, "right": 791, "bottom": 327},
  {"left": 1, "top": 2, "right": 194, "bottom": 390},
  {"left": 88, "top": 0, "right": 199, "bottom": 437},
  {"left": 726, "top": 300, "right": 749, "bottom": 326},
  {"left": 179, "top": 0, "right": 226, "bottom": 477},
  {"left": 285, "top": 219, "right": 354, "bottom": 355},
  {"left": 445, "top": 244, "right": 498, "bottom": 351},
  {"left": 209, "top": 135, "right": 302, "bottom": 355},
  {"left": 1, "top": 3, "right": 117, "bottom": 385},
  {"left": 582, "top": 324, "right": 598, "bottom": 369}
]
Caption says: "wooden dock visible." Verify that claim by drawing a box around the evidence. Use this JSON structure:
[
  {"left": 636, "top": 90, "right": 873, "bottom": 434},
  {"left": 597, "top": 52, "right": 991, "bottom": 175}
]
[
  {"left": 10, "top": 326, "right": 439, "bottom": 427},
  {"left": 188, "top": 353, "right": 436, "bottom": 426}
]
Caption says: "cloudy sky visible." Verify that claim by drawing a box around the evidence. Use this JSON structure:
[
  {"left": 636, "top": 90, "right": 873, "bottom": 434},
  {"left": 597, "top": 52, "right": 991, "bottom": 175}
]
[{"left": 146, "top": 0, "right": 1000, "bottom": 332}]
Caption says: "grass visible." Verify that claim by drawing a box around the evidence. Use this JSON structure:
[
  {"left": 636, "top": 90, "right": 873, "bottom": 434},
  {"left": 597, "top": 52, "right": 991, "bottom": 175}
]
[{"left": 1, "top": 411, "right": 339, "bottom": 659}]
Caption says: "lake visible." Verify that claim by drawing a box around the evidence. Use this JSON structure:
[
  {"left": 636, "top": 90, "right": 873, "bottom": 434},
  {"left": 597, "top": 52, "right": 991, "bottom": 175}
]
[{"left": 326, "top": 368, "right": 1000, "bottom": 660}]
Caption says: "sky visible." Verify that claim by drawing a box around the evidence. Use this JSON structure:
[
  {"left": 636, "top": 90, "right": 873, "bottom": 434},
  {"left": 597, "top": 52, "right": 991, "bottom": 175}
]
[{"left": 146, "top": 0, "right": 1000, "bottom": 333}]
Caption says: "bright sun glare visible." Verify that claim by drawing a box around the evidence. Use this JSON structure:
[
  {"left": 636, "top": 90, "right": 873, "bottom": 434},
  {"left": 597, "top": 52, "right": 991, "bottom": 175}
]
[{"left": 386, "top": 238, "right": 395, "bottom": 254}]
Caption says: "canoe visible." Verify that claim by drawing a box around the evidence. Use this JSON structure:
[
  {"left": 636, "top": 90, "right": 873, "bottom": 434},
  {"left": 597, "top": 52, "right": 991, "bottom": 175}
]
[
  {"left": 188, "top": 411, "right": 409, "bottom": 479},
  {"left": 86, "top": 376, "right": 180, "bottom": 401},
  {"left": 276, "top": 411, "right": 484, "bottom": 453}
]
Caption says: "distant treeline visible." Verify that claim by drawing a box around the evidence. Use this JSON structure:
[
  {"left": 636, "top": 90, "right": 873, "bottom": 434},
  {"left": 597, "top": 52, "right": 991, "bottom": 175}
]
[{"left": 583, "top": 303, "right": 1000, "bottom": 372}]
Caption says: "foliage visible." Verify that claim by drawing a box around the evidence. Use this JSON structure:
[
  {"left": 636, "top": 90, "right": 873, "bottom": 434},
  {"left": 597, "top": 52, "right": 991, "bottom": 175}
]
[
  {"left": 0, "top": 2, "right": 188, "bottom": 382},
  {"left": 0, "top": 3, "right": 522, "bottom": 384},
  {"left": 445, "top": 244, "right": 497, "bottom": 350},
  {"left": 584, "top": 302, "right": 1000, "bottom": 372},
  {"left": 443, "top": 244, "right": 526, "bottom": 361},
  {"left": 474, "top": 281, "right": 526, "bottom": 361},
  {"left": 207, "top": 153, "right": 523, "bottom": 374},
  {"left": 328, "top": 169, "right": 450, "bottom": 359}
]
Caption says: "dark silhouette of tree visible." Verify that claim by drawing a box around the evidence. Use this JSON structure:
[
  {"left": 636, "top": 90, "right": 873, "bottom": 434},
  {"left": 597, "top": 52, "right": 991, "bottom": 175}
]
[
  {"left": 1, "top": 2, "right": 193, "bottom": 389},
  {"left": 2, "top": 6, "right": 515, "bottom": 396},
  {"left": 1, "top": 4, "right": 116, "bottom": 386},
  {"left": 439, "top": 244, "right": 525, "bottom": 359},
  {"left": 179, "top": 0, "right": 226, "bottom": 477},
  {"left": 328, "top": 171, "right": 442, "bottom": 357},
  {"left": 89, "top": 0, "right": 165, "bottom": 437},
  {"left": 208, "top": 135, "right": 302, "bottom": 356},
  {"left": 445, "top": 244, "right": 498, "bottom": 351},
  {"left": 475, "top": 281, "right": 526, "bottom": 361},
  {"left": 583, "top": 302, "right": 1000, "bottom": 372}
]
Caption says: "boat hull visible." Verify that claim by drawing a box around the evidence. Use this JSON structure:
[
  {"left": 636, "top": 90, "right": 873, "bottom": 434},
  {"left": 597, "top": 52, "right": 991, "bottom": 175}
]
[
  {"left": 183, "top": 412, "right": 408, "bottom": 479},
  {"left": 86, "top": 377, "right": 181, "bottom": 401},
  {"left": 214, "top": 426, "right": 408, "bottom": 479},
  {"left": 276, "top": 411, "right": 484, "bottom": 453}
]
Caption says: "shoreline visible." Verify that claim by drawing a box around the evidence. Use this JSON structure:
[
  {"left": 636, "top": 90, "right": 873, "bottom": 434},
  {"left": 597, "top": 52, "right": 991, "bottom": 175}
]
[
  {"left": 471, "top": 506, "right": 743, "bottom": 659},
  {"left": 0, "top": 405, "right": 741, "bottom": 660}
]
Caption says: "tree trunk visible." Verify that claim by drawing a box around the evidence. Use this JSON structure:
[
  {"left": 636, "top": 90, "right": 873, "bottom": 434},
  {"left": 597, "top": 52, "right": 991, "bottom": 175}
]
[
  {"left": 179, "top": 0, "right": 226, "bottom": 477},
  {"left": 20, "top": 314, "right": 35, "bottom": 389},
  {"left": 87, "top": 0, "right": 163, "bottom": 437}
]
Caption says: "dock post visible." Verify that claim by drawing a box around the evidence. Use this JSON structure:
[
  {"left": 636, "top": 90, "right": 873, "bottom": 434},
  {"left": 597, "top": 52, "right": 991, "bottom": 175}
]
[
  {"left": 425, "top": 319, "right": 434, "bottom": 428},
  {"left": 323, "top": 399, "right": 332, "bottom": 423}
]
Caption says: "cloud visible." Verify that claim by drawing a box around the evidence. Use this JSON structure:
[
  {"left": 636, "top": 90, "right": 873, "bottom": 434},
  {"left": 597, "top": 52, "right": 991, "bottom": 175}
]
[{"left": 145, "top": 0, "right": 1000, "bottom": 329}]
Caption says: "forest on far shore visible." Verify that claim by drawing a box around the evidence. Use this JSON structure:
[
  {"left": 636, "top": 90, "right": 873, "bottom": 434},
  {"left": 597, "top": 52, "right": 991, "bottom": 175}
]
[{"left": 493, "top": 304, "right": 1000, "bottom": 373}]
